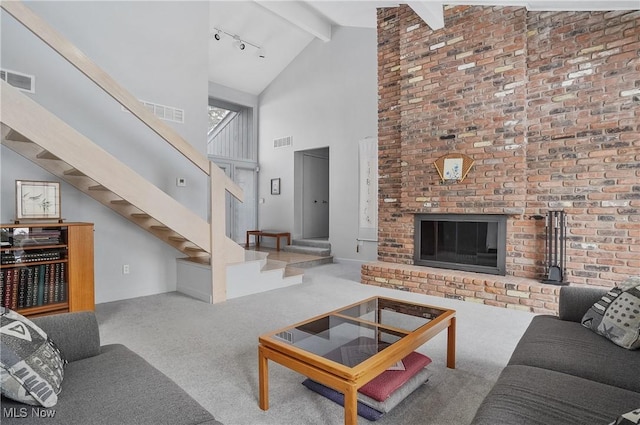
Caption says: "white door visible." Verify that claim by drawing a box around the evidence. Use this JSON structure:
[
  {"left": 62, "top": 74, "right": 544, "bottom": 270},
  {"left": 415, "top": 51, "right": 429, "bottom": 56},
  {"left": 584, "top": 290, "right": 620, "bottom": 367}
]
[{"left": 302, "top": 153, "right": 329, "bottom": 239}]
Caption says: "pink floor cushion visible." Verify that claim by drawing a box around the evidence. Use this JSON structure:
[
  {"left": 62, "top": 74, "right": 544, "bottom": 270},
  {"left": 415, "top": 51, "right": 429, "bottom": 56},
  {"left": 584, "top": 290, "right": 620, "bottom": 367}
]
[{"left": 359, "top": 351, "right": 432, "bottom": 402}]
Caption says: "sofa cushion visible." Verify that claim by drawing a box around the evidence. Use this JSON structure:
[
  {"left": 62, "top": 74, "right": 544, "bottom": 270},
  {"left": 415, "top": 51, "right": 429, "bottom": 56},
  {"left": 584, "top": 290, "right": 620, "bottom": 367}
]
[
  {"left": 508, "top": 315, "right": 640, "bottom": 392},
  {"left": 581, "top": 276, "right": 640, "bottom": 350},
  {"left": 471, "top": 365, "right": 640, "bottom": 425},
  {"left": 0, "top": 308, "right": 65, "bottom": 407},
  {"left": 1, "top": 344, "right": 221, "bottom": 425}
]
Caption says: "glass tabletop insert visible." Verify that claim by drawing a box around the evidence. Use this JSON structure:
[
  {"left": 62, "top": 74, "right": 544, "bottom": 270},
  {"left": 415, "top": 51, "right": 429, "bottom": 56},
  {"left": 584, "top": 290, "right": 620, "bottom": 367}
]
[{"left": 269, "top": 297, "right": 449, "bottom": 368}]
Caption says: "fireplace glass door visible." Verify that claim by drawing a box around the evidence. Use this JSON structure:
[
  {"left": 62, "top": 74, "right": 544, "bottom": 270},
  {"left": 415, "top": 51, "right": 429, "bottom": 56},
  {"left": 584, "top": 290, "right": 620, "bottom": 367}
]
[{"left": 414, "top": 214, "right": 506, "bottom": 275}]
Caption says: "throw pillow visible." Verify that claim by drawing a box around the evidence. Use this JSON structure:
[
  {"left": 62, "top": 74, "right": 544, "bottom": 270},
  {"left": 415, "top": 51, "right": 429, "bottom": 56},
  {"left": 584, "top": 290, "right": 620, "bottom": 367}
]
[
  {"left": 358, "top": 351, "right": 432, "bottom": 402},
  {"left": 302, "top": 367, "right": 431, "bottom": 414},
  {"left": 301, "top": 379, "right": 385, "bottom": 421},
  {"left": 0, "top": 307, "right": 66, "bottom": 407},
  {"left": 581, "top": 276, "right": 640, "bottom": 350},
  {"left": 609, "top": 408, "right": 640, "bottom": 425}
]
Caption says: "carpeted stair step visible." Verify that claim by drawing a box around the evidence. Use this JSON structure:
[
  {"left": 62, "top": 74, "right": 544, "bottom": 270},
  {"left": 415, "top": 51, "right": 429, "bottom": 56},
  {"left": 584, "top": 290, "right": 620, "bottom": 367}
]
[{"left": 283, "top": 239, "right": 331, "bottom": 257}]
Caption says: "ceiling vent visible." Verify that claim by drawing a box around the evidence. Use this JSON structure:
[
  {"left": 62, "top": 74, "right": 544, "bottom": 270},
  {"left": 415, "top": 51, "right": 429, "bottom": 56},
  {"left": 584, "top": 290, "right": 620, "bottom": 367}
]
[
  {"left": 122, "top": 100, "right": 185, "bottom": 124},
  {"left": 1, "top": 69, "right": 35, "bottom": 93},
  {"left": 273, "top": 136, "right": 292, "bottom": 149}
]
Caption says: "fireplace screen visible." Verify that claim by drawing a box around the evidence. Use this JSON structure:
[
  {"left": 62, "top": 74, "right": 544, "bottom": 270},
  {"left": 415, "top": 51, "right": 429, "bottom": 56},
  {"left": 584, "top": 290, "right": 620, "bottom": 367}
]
[{"left": 414, "top": 214, "right": 506, "bottom": 275}]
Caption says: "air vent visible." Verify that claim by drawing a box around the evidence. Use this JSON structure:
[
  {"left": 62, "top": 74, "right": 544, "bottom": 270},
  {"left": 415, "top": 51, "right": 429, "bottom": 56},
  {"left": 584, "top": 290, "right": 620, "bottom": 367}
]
[
  {"left": 273, "top": 136, "right": 292, "bottom": 149},
  {"left": 122, "top": 100, "right": 185, "bottom": 124},
  {"left": 0, "top": 69, "right": 35, "bottom": 93}
]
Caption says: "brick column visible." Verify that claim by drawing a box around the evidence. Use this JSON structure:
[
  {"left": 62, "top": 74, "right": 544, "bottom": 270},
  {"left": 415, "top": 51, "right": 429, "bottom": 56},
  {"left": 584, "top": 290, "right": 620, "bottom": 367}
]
[{"left": 377, "top": 7, "right": 408, "bottom": 263}]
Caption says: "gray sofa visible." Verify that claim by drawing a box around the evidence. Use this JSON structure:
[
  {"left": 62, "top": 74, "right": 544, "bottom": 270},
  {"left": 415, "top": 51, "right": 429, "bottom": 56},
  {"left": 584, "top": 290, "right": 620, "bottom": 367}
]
[
  {"left": 471, "top": 286, "right": 640, "bottom": 425},
  {"left": 1, "top": 311, "right": 222, "bottom": 425}
]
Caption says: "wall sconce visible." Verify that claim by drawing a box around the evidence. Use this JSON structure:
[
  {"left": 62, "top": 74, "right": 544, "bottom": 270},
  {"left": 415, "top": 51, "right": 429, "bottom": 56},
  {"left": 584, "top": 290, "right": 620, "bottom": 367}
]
[{"left": 212, "top": 27, "right": 265, "bottom": 59}]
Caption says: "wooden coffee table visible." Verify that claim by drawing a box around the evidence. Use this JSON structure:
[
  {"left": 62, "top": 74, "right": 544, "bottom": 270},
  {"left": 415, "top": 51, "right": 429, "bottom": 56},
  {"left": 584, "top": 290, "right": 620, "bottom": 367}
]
[{"left": 258, "top": 296, "right": 456, "bottom": 425}]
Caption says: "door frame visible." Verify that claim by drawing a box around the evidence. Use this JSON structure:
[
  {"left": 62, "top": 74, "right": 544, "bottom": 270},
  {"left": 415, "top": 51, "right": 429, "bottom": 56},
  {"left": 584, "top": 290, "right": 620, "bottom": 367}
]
[
  {"left": 293, "top": 147, "right": 330, "bottom": 240},
  {"left": 210, "top": 156, "right": 258, "bottom": 243}
]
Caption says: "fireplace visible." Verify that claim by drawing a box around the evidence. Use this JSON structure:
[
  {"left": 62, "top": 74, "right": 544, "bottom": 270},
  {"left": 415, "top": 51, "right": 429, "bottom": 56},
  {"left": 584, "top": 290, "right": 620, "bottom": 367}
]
[{"left": 414, "top": 214, "right": 507, "bottom": 275}]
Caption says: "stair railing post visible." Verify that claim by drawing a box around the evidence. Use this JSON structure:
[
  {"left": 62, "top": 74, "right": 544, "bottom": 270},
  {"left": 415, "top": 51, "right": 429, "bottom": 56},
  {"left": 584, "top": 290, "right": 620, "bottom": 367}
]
[{"left": 210, "top": 161, "right": 227, "bottom": 303}]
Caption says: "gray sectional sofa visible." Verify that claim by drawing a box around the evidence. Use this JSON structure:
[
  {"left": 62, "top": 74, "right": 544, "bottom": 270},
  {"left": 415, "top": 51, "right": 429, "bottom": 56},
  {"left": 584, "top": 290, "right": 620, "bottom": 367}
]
[
  {"left": 1, "top": 311, "right": 222, "bottom": 425},
  {"left": 471, "top": 286, "right": 640, "bottom": 425}
]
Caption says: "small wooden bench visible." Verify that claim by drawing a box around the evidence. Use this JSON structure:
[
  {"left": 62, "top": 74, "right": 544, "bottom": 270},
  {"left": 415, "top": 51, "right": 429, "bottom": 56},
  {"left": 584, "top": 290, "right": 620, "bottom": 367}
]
[{"left": 245, "top": 230, "right": 291, "bottom": 251}]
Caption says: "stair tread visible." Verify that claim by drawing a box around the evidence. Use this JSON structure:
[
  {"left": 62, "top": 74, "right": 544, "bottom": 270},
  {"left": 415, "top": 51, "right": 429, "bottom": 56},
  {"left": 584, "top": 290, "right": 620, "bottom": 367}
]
[
  {"left": 291, "top": 239, "right": 332, "bottom": 249},
  {"left": 282, "top": 245, "right": 331, "bottom": 256},
  {"left": 89, "top": 185, "right": 108, "bottom": 191},
  {"left": 63, "top": 168, "right": 85, "bottom": 176},
  {"left": 184, "top": 246, "right": 205, "bottom": 252},
  {"left": 110, "top": 199, "right": 131, "bottom": 205},
  {"left": 36, "top": 150, "right": 60, "bottom": 160},
  {"left": 168, "top": 235, "right": 187, "bottom": 242},
  {"left": 131, "top": 213, "right": 151, "bottom": 219},
  {"left": 6, "top": 130, "right": 31, "bottom": 143}
]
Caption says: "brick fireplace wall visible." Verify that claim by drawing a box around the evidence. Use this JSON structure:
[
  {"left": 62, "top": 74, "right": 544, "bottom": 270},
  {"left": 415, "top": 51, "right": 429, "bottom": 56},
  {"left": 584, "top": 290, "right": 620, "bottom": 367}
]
[{"left": 363, "top": 6, "right": 639, "bottom": 313}]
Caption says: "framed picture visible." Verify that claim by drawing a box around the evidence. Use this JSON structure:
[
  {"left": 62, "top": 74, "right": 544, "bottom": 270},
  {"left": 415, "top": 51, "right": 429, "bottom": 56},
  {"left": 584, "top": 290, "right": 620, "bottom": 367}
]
[
  {"left": 434, "top": 153, "right": 474, "bottom": 183},
  {"left": 16, "top": 180, "right": 61, "bottom": 220},
  {"left": 271, "top": 178, "right": 281, "bottom": 195}
]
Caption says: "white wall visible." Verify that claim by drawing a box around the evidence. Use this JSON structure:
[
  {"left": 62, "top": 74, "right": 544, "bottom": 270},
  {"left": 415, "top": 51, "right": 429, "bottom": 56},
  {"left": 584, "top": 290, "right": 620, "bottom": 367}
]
[
  {"left": 1, "top": 1, "right": 210, "bottom": 303},
  {"left": 258, "top": 27, "right": 378, "bottom": 262}
]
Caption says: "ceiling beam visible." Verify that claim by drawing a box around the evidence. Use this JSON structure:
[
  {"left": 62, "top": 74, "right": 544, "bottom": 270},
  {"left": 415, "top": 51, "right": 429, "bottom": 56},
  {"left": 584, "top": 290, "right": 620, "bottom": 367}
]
[
  {"left": 407, "top": 1, "right": 445, "bottom": 30},
  {"left": 255, "top": 1, "right": 332, "bottom": 42}
]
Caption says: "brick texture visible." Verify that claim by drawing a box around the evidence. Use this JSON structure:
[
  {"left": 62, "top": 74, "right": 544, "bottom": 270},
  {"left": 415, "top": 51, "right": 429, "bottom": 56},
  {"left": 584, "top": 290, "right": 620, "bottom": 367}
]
[{"left": 367, "top": 6, "right": 639, "bottom": 313}]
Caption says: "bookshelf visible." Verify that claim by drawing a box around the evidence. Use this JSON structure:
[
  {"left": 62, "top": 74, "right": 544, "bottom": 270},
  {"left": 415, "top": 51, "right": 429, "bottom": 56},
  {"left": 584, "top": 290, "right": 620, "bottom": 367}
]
[{"left": 1, "top": 222, "right": 94, "bottom": 317}]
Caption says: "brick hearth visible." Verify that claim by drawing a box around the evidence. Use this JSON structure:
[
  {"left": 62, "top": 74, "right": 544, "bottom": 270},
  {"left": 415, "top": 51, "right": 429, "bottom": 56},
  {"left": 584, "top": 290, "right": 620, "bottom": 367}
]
[
  {"left": 362, "top": 262, "right": 560, "bottom": 315},
  {"left": 362, "top": 6, "right": 639, "bottom": 313}
]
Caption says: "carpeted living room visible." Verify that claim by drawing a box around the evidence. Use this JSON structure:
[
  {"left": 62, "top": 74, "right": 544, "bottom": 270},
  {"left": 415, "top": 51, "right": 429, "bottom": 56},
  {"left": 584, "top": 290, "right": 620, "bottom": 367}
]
[{"left": 1, "top": 1, "right": 639, "bottom": 425}]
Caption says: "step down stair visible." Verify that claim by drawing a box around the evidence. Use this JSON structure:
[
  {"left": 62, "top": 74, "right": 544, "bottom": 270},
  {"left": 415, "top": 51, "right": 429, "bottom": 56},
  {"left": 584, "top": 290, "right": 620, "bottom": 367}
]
[
  {"left": 177, "top": 250, "right": 304, "bottom": 301},
  {"left": 282, "top": 239, "right": 333, "bottom": 267}
]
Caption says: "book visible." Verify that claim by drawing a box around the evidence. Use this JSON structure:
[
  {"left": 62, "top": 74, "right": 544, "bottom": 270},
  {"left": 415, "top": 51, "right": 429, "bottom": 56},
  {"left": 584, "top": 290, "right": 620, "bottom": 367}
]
[
  {"left": 37, "top": 265, "right": 45, "bottom": 306},
  {"left": 11, "top": 268, "right": 19, "bottom": 309},
  {"left": 59, "top": 262, "right": 66, "bottom": 302},
  {"left": 32, "top": 265, "right": 40, "bottom": 307},
  {"left": 43, "top": 264, "right": 50, "bottom": 305},
  {"left": 3, "top": 269, "right": 12, "bottom": 308},
  {"left": 0, "top": 269, "right": 5, "bottom": 308},
  {"left": 18, "top": 268, "right": 27, "bottom": 309}
]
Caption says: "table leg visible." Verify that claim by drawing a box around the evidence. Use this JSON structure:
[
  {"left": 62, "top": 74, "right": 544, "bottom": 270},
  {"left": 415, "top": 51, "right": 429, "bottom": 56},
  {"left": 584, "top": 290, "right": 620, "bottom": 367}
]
[
  {"left": 286, "top": 233, "right": 291, "bottom": 246},
  {"left": 246, "top": 231, "right": 250, "bottom": 247},
  {"left": 276, "top": 236, "right": 281, "bottom": 251},
  {"left": 344, "top": 384, "right": 358, "bottom": 425},
  {"left": 258, "top": 346, "right": 269, "bottom": 410},
  {"left": 447, "top": 316, "right": 456, "bottom": 369}
]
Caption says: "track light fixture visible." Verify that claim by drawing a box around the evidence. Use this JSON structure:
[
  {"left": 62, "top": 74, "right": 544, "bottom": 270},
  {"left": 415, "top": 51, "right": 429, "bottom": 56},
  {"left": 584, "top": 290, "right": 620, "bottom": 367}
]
[
  {"left": 233, "top": 36, "right": 246, "bottom": 51},
  {"left": 212, "top": 27, "right": 265, "bottom": 59}
]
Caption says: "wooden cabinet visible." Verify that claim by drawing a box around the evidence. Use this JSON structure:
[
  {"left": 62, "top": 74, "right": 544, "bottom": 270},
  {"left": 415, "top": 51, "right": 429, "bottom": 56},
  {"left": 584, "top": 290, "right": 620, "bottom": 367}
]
[{"left": 1, "top": 222, "right": 94, "bottom": 317}]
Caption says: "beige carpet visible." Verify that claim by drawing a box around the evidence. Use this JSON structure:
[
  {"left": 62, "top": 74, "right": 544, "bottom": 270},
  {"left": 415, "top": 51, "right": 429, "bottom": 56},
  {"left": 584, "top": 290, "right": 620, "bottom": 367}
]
[{"left": 96, "top": 262, "right": 536, "bottom": 425}]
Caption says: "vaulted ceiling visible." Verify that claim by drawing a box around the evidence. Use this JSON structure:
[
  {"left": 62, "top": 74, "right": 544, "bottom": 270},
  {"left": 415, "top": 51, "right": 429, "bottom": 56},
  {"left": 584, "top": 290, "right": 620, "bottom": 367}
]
[{"left": 208, "top": 1, "right": 639, "bottom": 96}]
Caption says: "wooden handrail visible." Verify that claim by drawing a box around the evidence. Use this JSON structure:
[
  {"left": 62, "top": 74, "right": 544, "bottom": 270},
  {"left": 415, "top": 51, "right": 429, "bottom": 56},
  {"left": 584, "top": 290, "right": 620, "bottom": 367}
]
[
  {"left": 0, "top": 1, "right": 213, "bottom": 175},
  {"left": 1, "top": 80, "right": 211, "bottom": 251},
  {"left": 1, "top": 1, "right": 242, "bottom": 200}
]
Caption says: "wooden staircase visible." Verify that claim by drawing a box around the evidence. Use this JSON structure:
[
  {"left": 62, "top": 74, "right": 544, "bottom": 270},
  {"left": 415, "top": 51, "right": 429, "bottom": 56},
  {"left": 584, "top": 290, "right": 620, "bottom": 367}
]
[
  {"left": 0, "top": 0, "right": 245, "bottom": 302},
  {"left": 1, "top": 117, "right": 209, "bottom": 258}
]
